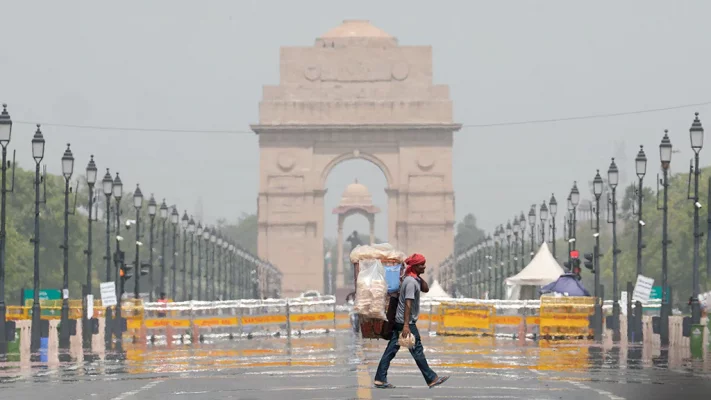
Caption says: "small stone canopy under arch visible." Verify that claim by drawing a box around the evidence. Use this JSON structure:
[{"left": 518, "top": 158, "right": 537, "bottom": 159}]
[
  {"left": 252, "top": 20, "right": 460, "bottom": 298},
  {"left": 331, "top": 179, "right": 381, "bottom": 288}
]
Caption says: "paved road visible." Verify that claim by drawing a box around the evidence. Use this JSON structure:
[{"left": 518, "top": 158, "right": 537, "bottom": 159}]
[{"left": 1, "top": 333, "right": 710, "bottom": 399}]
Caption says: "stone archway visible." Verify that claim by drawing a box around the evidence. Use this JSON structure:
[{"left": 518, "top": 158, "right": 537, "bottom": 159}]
[{"left": 251, "top": 20, "right": 461, "bottom": 298}]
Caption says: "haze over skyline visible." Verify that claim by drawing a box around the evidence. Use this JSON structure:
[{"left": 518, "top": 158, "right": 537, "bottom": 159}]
[{"left": 2, "top": 0, "right": 710, "bottom": 243}]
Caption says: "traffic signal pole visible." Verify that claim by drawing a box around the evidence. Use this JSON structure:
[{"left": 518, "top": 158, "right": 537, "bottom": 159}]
[{"left": 593, "top": 201, "right": 603, "bottom": 342}]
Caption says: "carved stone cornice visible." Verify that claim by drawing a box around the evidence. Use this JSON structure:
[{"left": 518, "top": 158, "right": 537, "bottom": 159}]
[
  {"left": 395, "top": 220, "right": 456, "bottom": 228},
  {"left": 251, "top": 123, "right": 462, "bottom": 135}
]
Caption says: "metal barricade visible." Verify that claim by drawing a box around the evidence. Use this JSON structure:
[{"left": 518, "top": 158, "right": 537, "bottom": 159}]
[
  {"left": 139, "top": 297, "right": 341, "bottom": 346},
  {"left": 239, "top": 299, "right": 288, "bottom": 338},
  {"left": 490, "top": 300, "right": 540, "bottom": 339},
  {"left": 287, "top": 296, "right": 337, "bottom": 335}
]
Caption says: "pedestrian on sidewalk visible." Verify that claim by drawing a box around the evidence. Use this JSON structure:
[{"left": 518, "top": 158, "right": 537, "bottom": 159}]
[{"left": 373, "top": 253, "right": 449, "bottom": 389}]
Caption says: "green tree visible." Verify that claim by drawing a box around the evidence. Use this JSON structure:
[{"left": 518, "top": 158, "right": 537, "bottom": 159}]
[
  {"left": 219, "top": 213, "right": 258, "bottom": 254},
  {"left": 454, "top": 213, "right": 485, "bottom": 254},
  {"left": 2, "top": 162, "right": 260, "bottom": 304},
  {"left": 552, "top": 168, "right": 711, "bottom": 306}
]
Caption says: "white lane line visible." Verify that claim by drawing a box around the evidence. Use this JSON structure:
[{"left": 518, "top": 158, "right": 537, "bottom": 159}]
[
  {"left": 532, "top": 369, "right": 625, "bottom": 400},
  {"left": 566, "top": 380, "right": 626, "bottom": 400},
  {"left": 109, "top": 380, "right": 162, "bottom": 400}
]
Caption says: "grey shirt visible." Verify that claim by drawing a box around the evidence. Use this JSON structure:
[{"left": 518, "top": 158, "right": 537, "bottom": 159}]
[{"left": 395, "top": 276, "right": 420, "bottom": 324}]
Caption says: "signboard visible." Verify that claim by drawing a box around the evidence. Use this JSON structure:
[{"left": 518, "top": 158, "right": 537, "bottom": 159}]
[
  {"left": 100, "top": 282, "right": 117, "bottom": 307},
  {"left": 87, "top": 295, "right": 94, "bottom": 319},
  {"left": 632, "top": 275, "right": 654, "bottom": 303},
  {"left": 650, "top": 286, "right": 663, "bottom": 300},
  {"left": 22, "top": 289, "right": 61, "bottom": 306}
]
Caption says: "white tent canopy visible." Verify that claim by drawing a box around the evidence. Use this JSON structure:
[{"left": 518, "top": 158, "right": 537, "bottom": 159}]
[
  {"left": 504, "top": 242, "right": 565, "bottom": 300},
  {"left": 422, "top": 280, "right": 451, "bottom": 299}
]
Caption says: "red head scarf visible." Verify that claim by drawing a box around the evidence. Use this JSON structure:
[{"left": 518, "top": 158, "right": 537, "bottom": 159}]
[{"left": 404, "top": 253, "right": 426, "bottom": 278}]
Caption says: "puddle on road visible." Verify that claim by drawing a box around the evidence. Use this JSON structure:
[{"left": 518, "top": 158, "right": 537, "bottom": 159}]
[{"left": 0, "top": 333, "right": 709, "bottom": 385}]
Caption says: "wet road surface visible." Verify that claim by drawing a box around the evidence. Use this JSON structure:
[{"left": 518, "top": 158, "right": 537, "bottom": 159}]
[{"left": 1, "top": 332, "right": 710, "bottom": 399}]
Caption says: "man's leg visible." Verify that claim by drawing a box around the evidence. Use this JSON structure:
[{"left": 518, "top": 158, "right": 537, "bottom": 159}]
[
  {"left": 406, "top": 324, "right": 438, "bottom": 385},
  {"left": 374, "top": 323, "right": 402, "bottom": 384}
]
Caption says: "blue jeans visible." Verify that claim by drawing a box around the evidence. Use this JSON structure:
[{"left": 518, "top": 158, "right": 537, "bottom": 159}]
[{"left": 374, "top": 322, "right": 437, "bottom": 385}]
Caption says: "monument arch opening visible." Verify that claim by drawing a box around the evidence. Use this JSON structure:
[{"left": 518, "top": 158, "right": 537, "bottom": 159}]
[
  {"left": 324, "top": 157, "right": 388, "bottom": 296},
  {"left": 252, "top": 20, "right": 461, "bottom": 298}
]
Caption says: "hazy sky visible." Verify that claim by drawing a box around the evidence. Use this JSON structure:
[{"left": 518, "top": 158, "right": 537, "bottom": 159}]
[{"left": 2, "top": 1, "right": 710, "bottom": 244}]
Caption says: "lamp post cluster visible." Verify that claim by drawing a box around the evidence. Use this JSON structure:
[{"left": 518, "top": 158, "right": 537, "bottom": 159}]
[
  {"left": 440, "top": 197, "right": 558, "bottom": 299},
  {"left": 439, "top": 112, "right": 705, "bottom": 345},
  {"left": 0, "top": 104, "right": 282, "bottom": 356}
]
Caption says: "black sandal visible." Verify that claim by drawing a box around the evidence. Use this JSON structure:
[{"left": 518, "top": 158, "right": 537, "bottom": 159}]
[{"left": 374, "top": 382, "right": 395, "bottom": 389}]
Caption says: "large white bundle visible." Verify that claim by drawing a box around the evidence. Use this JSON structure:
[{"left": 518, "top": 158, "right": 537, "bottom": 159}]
[
  {"left": 350, "top": 243, "right": 406, "bottom": 263},
  {"left": 353, "top": 259, "right": 388, "bottom": 320}
]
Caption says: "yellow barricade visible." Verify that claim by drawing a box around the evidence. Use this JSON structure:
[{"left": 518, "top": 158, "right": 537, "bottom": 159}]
[
  {"left": 436, "top": 302, "right": 495, "bottom": 336},
  {"left": 539, "top": 295, "right": 595, "bottom": 338},
  {"left": 143, "top": 318, "right": 191, "bottom": 329},
  {"left": 242, "top": 314, "right": 287, "bottom": 325},
  {"left": 194, "top": 317, "right": 239, "bottom": 327}
]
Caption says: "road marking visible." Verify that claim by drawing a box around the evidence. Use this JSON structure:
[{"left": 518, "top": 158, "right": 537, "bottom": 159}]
[
  {"left": 567, "top": 381, "right": 626, "bottom": 400},
  {"left": 355, "top": 344, "right": 372, "bottom": 400},
  {"left": 109, "top": 379, "right": 162, "bottom": 400}
]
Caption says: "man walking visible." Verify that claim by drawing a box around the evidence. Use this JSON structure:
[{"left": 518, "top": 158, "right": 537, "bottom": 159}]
[{"left": 373, "top": 253, "right": 449, "bottom": 389}]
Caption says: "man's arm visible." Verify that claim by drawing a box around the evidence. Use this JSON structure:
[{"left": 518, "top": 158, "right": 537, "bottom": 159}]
[
  {"left": 420, "top": 276, "right": 429, "bottom": 293},
  {"left": 403, "top": 299, "right": 412, "bottom": 326}
]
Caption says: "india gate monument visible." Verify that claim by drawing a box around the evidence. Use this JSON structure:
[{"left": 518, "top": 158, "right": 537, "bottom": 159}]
[{"left": 251, "top": 20, "right": 461, "bottom": 298}]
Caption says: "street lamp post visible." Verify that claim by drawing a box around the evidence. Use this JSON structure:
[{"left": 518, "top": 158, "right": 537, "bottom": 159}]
[
  {"left": 607, "top": 158, "right": 621, "bottom": 342},
  {"left": 101, "top": 169, "right": 113, "bottom": 349},
  {"left": 222, "top": 240, "right": 229, "bottom": 299},
  {"left": 180, "top": 211, "right": 189, "bottom": 301},
  {"left": 30, "top": 125, "right": 46, "bottom": 354},
  {"left": 196, "top": 223, "right": 204, "bottom": 300},
  {"left": 159, "top": 200, "right": 168, "bottom": 296},
  {"left": 147, "top": 195, "right": 157, "bottom": 302},
  {"left": 518, "top": 213, "right": 526, "bottom": 272},
  {"left": 82, "top": 156, "right": 97, "bottom": 349},
  {"left": 528, "top": 206, "right": 536, "bottom": 259},
  {"left": 188, "top": 216, "right": 195, "bottom": 300},
  {"left": 170, "top": 207, "right": 179, "bottom": 300},
  {"left": 689, "top": 113, "right": 704, "bottom": 325},
  {"left": 228, "top": 244, "right": 235, "bottom": 299},
  {"left": 133, "top": 185, "right": 143, "bottom": 300},
  {"left": 203, "top": 227, "right": 211, "bottom": 299},
  {"left": 512, "top": 218, "right": 520, "bottom": 278},
  {"left": 112, "top": 172, "right": 124, "bottom": 349},
  {"left": 0, "top": 104, "right": 15, "bottom": 355},
  {"left": 549, "top": 194, "right": 557, "bottom": 258},
  {"left": 493, "top": 228, "right": 500, "bottom": 299},
  {"left": 59, "top": 144, "right": 75, "bottom": 349},
  {"left": 659, "top": 131, "right": 672, "bottom": 346},
  {"left": 485, "top": 235, "right": 492, "bottom": 298},
  {"left": 102, "top": 170, "right": 113, "bottom": 282},
  {"left": 210, "top": 228, "right": 217, "bottom": 300},
  {"left": 505, "top": 222, "right": 512, "bottom": 280},
  {"left": 540, "top": 201, "right": 549, "bottom": 245},
  {"left": 635, "top": 146, "right": 647, "bottom": 278},
  {"left": 570, "top": 182, "right": 580, "bottom": 252},
  {"left": 217, "top": 234, "right": 224, "bottom": 299},
  {"left": 566, "top": 196, "right": 573, "bottom": 264},
  {"left": 632, "top": 145, "right": 647, "bottom": 342},
  {"left": 592, "top": 170, "right": 604, "bottom": 341}
]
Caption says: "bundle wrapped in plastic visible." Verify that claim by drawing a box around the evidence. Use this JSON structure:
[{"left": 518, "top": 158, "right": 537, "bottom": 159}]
[
  {"left": 350, "top": 243, "right": 406, "bottom": 264},
  {"left": 398, "top": 332, "right": 416, "bottom": 348},
  {"left": 353, "top": 259, "right": 388, "bottom": 320}
]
